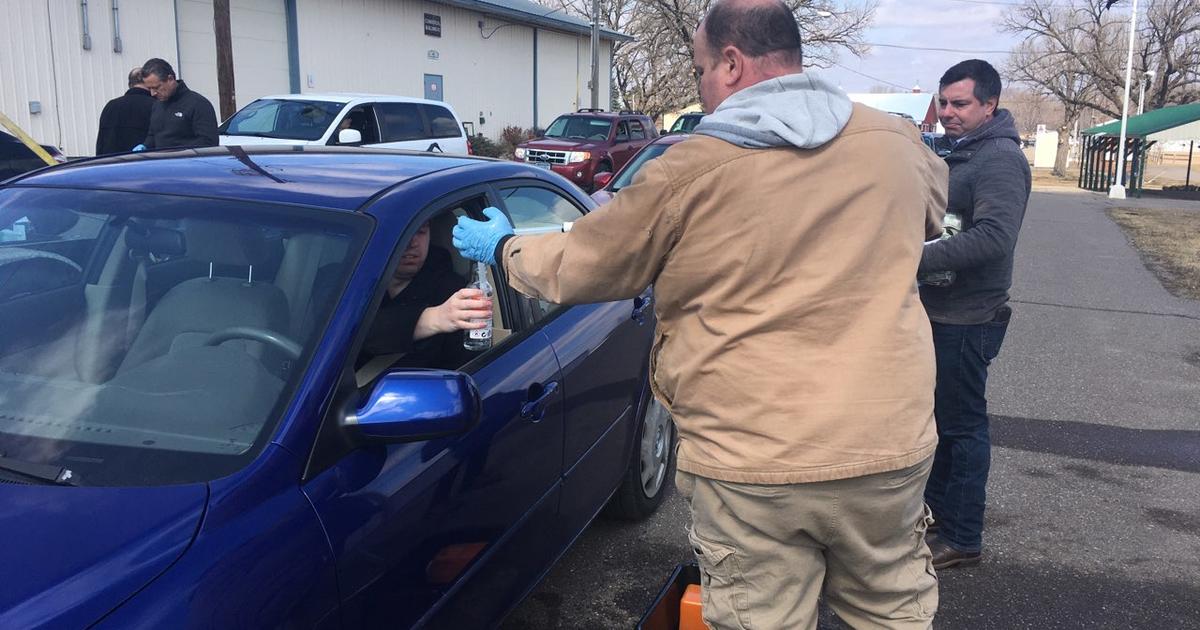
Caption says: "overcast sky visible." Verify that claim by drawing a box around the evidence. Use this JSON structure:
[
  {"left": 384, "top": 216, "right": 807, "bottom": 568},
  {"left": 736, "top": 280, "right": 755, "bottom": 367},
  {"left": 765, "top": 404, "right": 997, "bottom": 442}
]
[{"left": 819, "top": 0, "right": 1022, "bottom": 95}]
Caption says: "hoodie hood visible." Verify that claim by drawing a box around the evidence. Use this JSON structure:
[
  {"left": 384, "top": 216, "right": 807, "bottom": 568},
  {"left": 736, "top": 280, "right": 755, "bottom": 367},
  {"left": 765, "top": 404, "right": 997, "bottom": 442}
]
[{"left": 694, "top": 71, "right": 852, "bottom": 150}]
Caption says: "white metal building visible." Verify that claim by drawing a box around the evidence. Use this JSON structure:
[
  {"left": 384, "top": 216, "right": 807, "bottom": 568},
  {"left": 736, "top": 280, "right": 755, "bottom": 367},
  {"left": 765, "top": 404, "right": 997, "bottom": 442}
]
[{"left": 0, "top": 0, "right": 624, "bottom": 156}]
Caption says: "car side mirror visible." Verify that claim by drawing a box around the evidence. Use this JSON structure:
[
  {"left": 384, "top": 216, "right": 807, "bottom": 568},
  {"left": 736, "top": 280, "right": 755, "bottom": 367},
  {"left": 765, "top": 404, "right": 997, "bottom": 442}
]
[
  {"left": 346, "top": 370, "right": 480, "bottom": 442},
  {"left": 592, "top": 171, "right": 614, "bottom": 189},
  {"left": 338, "top": 129, "right": 363, "bottom": 145},
  {"left": 659, "top": 129, "right": 668, "bottom": 136}
]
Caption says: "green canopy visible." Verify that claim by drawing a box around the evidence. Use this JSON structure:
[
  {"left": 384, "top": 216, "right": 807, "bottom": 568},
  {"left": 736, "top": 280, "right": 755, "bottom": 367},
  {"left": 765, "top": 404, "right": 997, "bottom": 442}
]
[{"left": 1083, "top": 103, "right": 1200, "bottom": 141}]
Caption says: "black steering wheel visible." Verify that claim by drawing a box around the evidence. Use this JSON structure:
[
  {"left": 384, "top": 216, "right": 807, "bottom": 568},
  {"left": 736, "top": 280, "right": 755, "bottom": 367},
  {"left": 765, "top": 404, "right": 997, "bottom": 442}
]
[{"left": 204, "top": 326, "right": 302, "bottom": 360}]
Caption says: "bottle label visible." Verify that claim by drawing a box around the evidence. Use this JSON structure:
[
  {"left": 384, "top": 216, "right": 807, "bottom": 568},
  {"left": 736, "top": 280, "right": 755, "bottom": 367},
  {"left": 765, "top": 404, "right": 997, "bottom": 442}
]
[{"left": 470, "top": 327, "right": 492, "bottom": 340}]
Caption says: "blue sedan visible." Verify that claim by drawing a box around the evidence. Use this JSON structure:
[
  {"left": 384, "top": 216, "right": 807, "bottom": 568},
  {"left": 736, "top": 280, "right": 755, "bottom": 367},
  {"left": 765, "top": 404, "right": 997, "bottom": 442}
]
[{"left": 0, "top": 147, "right": 674, "bottom": 628}]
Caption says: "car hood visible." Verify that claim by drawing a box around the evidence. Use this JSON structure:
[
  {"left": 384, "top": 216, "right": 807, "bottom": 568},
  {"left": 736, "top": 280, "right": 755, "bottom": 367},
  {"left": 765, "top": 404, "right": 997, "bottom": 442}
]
[
  {"left": 0, "top": 483, "right": 207, "bottom": 629},
  {"left": 521, "top": 138, "right": 599, "bottom": 152},
  {"left": 220, "top": 135, "right": 320, "bottom": 146}
]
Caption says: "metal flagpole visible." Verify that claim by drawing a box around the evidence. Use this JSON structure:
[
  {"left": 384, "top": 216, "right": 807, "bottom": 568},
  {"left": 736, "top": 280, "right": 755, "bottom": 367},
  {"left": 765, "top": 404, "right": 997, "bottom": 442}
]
[{"left": 1109, "top": 0, "right": 1140, "bottom": 199}]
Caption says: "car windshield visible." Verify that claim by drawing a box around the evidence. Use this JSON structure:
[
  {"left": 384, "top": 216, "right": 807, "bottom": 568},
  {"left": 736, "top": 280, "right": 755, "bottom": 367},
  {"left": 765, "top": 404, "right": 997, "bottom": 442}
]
[
  {"left": 610, "top": 143, "right": 672, "bottom": 192},
  {"left": 544, "top": 116, "right": 612, "bottom": 141},
  {"left": 0, "top": 187, "right": 369, "bottom": 486},
  {"left": 670, "top": 115, "right": 702, "bottom": 133},
  {"left": 219, "top": 99, "right": 347, "bottom": 141}
]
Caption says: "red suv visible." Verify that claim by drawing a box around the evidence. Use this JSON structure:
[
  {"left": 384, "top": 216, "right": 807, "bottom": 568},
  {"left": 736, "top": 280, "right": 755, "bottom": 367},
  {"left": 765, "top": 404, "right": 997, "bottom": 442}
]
[{"left": 514, "top": 109, "right": 658, "bottom": 191}]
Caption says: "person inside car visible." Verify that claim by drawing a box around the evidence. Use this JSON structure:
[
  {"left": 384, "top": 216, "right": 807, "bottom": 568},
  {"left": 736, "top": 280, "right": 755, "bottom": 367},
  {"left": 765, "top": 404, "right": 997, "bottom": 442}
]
[{"left": 356, "top": 220, "right": 492, "bottom": 372}]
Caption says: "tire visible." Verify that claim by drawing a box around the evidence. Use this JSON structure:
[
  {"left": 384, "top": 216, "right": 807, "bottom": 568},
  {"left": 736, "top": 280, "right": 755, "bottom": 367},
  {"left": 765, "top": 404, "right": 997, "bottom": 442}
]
[{"left": 604, "top": 386, "right": 675, "bottom": 521}]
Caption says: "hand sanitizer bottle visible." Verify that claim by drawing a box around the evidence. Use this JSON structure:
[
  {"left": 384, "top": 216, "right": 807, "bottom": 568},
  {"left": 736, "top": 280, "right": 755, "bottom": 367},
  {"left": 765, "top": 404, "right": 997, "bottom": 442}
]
[{"left": 464, "top": 262, "right": 494, "bottom": 351}]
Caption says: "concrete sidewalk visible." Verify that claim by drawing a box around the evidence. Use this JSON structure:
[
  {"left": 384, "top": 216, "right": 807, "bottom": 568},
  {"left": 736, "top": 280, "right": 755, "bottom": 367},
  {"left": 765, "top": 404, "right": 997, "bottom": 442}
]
[{"left": 504, "top": 190, "right": 1200, "bottom": 629}]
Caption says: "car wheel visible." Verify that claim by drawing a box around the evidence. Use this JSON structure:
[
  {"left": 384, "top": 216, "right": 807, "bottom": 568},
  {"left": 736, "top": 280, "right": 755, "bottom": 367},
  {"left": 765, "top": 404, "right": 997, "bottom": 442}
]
[{"left": 604, "top": 387, "right": 675, "bottom": 520}]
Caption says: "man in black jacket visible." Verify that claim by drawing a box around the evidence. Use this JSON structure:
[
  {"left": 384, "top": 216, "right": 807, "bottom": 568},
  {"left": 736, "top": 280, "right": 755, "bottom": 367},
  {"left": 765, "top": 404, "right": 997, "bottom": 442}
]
[
  {"left": 95, "top": 67, "right": 156, "bottom": 155},
  {"left": 919, "top": 59, "right": 1031, "bottom": 570},
  {"left": 139, "top": 58, "right": 219, "bottom": 150}
]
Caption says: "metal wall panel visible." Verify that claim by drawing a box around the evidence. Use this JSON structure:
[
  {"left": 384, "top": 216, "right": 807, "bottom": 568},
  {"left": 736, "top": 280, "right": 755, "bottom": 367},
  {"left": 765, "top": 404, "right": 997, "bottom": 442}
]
[
  {"left": 175, "top": 0, "right": 290, "bottom": 117},
  {"left": 0, "top": 0, "right": 177, "bottom": 156},
  {"left": 0, "top": 0, "right": 616, "bottom": 152},
  {"left": 294, "top": 0, "right": 609, "bottom": 139}
]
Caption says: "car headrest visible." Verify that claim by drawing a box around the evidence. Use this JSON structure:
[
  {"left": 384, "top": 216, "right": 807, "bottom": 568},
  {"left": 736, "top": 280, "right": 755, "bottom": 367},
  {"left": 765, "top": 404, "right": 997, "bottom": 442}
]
[
  {"left": 126, "top": 226, "right": 186, "bottom": 257},
  {"left": 180, "top": 219, "right": 270, "bottom": 267}
]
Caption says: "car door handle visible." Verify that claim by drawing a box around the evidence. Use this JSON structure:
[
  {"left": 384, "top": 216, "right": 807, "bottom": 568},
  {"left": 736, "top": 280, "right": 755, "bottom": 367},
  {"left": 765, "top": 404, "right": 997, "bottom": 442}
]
[
  {"left": 631, "top": 292, "right": 653, "bottom": 324},
  {"left": 520, "top": 381, "right": 559, "bottom": 422}
]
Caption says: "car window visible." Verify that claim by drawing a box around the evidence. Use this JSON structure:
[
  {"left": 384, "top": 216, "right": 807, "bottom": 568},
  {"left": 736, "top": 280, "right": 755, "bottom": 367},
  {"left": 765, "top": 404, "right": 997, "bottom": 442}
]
[
  {"left": 611, "top": 143, "right": 672, "bottom": 192},
  {"left": 630, "top": 120, "right": 647, "bottom": 140},
  {"left": 345, "top": 105, "right": 381, "bottom": 144},
  {"left": 498, "top": 186, "right": 586, "bottom": 323},
  {"left": 377, "top": 102, "right": 427, "bottom": 142},
  {"left": 544, "top": 116, "right": 612, "bottom": 141},
  {"left": 0, "top": 187, "right": 369, "bottom": 486},
  {"left": 422, "top": 105, "right": 462, "bottom": 139},
  {"left": 616, "top": 121, "right": 630, "bottom": 142},
  {"left": 220, "top": 99, "right": 345, "bottom": 141},
  {"left": 354, "top": 195, "right": 511, "bottom": 386}
]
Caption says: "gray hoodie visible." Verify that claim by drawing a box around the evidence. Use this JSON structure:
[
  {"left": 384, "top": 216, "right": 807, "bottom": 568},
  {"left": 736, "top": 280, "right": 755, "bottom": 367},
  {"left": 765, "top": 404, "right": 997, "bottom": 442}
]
[
  {"left": 694, "top": 71, "right": 853, "bottom": 150},
  {"left": 919, "top": 109, "right": 1031, "bottom": 325}
]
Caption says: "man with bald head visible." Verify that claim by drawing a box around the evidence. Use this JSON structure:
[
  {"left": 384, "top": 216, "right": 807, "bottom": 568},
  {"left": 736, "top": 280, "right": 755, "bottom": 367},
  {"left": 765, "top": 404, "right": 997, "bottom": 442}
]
[{"left": 453, "top": 1, "right": 947, "bottom": 626}]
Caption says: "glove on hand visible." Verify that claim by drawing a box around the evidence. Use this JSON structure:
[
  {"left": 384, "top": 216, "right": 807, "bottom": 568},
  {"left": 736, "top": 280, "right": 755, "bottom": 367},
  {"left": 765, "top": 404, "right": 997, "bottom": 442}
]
[{"left": 452, "top": 207, "right": 513, "bottom": 266}]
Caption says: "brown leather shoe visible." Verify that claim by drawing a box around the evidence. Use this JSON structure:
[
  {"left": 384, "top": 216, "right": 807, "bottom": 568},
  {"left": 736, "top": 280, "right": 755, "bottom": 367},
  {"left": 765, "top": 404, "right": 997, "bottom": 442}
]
[{"left": 928, "top": 536, "right": 981, "bottom": 570}]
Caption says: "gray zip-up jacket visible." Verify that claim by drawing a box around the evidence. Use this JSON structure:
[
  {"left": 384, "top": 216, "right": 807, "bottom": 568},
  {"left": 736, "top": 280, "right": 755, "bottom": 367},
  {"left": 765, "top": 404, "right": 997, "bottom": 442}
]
[{"left": 919, "top": 109, "right": 1030, "bottom": 325}]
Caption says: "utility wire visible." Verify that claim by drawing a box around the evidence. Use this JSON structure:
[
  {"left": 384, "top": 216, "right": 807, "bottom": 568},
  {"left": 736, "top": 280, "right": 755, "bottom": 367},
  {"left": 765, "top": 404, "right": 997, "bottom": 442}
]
[
  {"left": 830, "top": 62, "right": 912, "bottom": 91},
  {"left": 863, "top": 41, "right": 1013, "bottom": 54}
]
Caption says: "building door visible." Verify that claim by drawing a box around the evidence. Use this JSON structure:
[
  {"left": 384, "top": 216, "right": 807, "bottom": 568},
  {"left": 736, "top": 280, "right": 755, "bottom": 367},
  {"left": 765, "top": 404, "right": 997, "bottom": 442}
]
[{"left": 424, "top": 74, "right": 444, "bottom": 102}]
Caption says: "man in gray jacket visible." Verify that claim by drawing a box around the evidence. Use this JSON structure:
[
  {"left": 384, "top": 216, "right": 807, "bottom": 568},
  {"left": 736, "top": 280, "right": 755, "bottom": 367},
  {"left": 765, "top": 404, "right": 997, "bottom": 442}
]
[{"left": 919, "top": 59, "right": 1031, "bottom": 569}]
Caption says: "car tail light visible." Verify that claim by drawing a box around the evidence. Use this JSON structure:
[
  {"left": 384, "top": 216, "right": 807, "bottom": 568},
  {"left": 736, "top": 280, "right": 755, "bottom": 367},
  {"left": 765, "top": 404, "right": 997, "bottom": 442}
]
[{"left": 467, "top": 138, "right": 474, "bottom": 155}]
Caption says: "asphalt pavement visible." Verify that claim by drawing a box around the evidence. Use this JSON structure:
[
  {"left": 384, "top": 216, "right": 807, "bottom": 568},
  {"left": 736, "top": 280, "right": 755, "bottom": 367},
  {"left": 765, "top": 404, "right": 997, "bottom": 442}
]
[{"left": 503, "top": 190, "right": 1200, "bottom": 630}]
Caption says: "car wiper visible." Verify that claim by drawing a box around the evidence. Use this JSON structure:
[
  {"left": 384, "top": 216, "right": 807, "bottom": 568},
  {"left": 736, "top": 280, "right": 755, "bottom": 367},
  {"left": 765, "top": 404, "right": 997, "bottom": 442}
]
[{"left": 0, "top": 453, "right": 79, "bottom": 486}]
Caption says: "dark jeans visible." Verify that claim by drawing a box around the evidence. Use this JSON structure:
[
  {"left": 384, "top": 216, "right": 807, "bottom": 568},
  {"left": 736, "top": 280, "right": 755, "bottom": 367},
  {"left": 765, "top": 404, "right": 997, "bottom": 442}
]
[{"left": 924, "top": 308, "right": 1010, "bottom": 553}]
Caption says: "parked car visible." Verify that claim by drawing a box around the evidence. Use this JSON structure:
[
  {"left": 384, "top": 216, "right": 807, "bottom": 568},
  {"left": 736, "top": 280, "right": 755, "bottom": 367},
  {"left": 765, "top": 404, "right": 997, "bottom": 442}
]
[
  {"left": 513, "top": 109, "right": 658, "bottom": 191},
  {"left": 591, "top": 133, "right": 691, "bottom": 205},
  {"left": 667, "top": 112, "right": 704, "bottom": 134},
  {"left": 922, "top": 131, "right": 951, "bottom": 157},
  {"left": 219, "top": 93, "right": 471, "bottom": 154},
  {"left": 0, "top": 146, "right": 673, "bottom": 629},
  {"left": 1, "top": 130, "right": 66, "bottom": 182}
]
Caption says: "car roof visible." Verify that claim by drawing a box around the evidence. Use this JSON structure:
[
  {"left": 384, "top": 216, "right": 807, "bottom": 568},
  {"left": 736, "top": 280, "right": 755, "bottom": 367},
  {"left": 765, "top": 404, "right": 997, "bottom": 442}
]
[
  {"left": 3, "top": 146, "right": 491, "bottom": 211},
  {"left": 554, "top": 111, "right": 650, "bottom": 119},
  {"left": 248, "top": 93, "right": 454, "bottom": 108},
  {"left": 652, "top": 133, "right": 692, "bottom": 145}
]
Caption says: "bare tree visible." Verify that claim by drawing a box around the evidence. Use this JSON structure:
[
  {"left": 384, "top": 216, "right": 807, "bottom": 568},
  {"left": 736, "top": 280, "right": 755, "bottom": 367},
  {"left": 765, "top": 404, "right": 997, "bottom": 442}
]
[
  {"left": 542, "top": 0, "right": 875, "bottom": 120},
  {"left": 1003, "top": 0, "right": 1200, "bottom": 175}
]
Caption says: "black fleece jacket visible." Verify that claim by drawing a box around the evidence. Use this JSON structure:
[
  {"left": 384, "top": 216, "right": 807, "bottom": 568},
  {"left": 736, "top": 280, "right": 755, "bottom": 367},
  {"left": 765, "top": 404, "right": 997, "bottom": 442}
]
[
  {"left": 96, "top": 87, "right": 155, "bottom": 155},
  {"left": 919, "top": 109, "right": 1031, "bottom": 325},
  {"left": 144, "top": 82, "right": 219, "bottom": 149}
]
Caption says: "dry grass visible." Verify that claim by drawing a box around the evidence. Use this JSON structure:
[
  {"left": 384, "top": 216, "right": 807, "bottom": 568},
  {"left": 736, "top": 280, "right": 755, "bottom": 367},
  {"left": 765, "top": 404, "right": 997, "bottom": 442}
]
[{"left": 1108, "top": 206, "right": 1200, "bottom": 300}]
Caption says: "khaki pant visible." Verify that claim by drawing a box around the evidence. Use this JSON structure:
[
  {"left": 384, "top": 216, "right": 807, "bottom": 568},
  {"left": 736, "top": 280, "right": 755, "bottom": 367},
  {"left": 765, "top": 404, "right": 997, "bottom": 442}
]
[{"left": 676, "top": 458, "right": 937, "bottom": 630}]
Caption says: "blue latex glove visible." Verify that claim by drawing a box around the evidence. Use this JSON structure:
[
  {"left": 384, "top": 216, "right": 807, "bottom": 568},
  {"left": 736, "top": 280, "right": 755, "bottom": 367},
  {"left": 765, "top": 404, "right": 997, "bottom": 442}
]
[
  {"left": 131, "top": 144, "right": 146, "bottom": 152},
  {"left": 453, "top": 207, "right": 513, "bottom": 265}
]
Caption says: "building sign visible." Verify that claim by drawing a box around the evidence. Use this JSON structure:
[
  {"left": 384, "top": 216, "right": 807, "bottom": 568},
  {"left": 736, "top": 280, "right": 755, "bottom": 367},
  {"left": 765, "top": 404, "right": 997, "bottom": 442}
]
[{"left": 424, "top": 13, "right": 441, "bottom": 37}]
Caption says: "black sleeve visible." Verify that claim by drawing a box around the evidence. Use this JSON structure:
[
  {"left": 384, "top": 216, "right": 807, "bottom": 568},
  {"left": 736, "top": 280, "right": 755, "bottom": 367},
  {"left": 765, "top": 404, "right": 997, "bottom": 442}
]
[
  {"left": 361, "top": 259, "right": 468, "bottom": 357},
  {"left": 919, "top": 148, "right": 1029, "bottom": 273},
  {"left": 188, "top": 97, "right": 220, "bottom": 148},
  {"left": 362, "top": 300, "right": 424, "bottom": 356},
  {"left": 96, "top": 103, "right": 114, "bottom": 156},
  {"left": 144, "top": 107, "right": 160, "bottom": 149}
]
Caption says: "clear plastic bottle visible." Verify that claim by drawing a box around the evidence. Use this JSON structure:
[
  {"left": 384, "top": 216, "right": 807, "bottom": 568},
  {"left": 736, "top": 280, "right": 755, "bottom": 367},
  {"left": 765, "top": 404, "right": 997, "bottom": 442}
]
[{"left": 463, "top": 262, "right": 494, "bottom": 351}]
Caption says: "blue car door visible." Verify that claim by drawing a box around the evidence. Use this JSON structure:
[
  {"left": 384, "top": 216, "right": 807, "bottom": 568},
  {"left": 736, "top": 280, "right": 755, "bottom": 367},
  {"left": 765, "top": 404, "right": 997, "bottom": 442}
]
[
  {"left": 495, "top": 183, "right": 655, "bottom": 536},
  {"left": 301, "top": 190, "right": 565, "bottom": 629}
]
